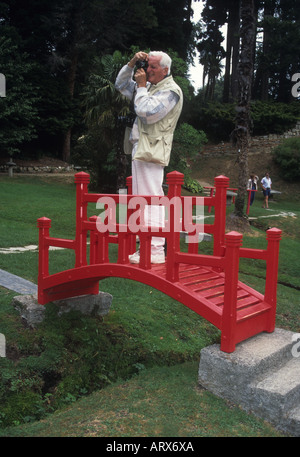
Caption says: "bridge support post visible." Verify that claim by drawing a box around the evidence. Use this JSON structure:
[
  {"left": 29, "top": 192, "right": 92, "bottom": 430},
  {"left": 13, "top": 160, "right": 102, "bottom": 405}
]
[
  {"left": 125, "top": 176, "right": 137, "bottom": 255},
  {"left": 265, "top": 227, "right": 282, "bottom": 332},
  {"left": 221, "top": 231, "right": 243, "bottom": 353},
  {"left": 213, "top": 176, "right": 229, "bottom": 256},
  {"left": 37, "top": 217, "right": 51, "bottom": 304},
  {"left": 75, "top": 172, "right": 90, "bottom": 268},
  {"left": 166, "top": 171, "right": 184, "bottom": 282}
]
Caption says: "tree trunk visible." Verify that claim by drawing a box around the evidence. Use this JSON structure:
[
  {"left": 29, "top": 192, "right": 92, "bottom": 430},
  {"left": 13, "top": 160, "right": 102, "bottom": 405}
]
[
  {"left": 62, "top": 129, "right": 72, "bottom": 163},
  {"left": 223, "top": 8, "right": 234, "bottom": 102},
  {"left": 260, "top": 1, "right": 274, "bottom": 100},
  {"left": 230, "top": 5, "right": 241, "bottom": 101},
  {"left": 115, "top": 117, "right": 128, "bottom": 191},
  {"left": 223, "top": 2, "right": 240, "bottom": 102},
  {"left": 232, "top": 0, "right": 256, "bottom": 218},
  {"left": 62, "top": 51, "right": 79, "bottom": 163}
]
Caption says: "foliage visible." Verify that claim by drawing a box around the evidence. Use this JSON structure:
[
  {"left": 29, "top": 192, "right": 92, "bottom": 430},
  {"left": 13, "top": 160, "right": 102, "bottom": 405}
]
[
  {"left": 195, "top": 0, "right": 226, "bottom": 100},
  {"left": 251, "top": 101, "right": 300, "bottom": 136},
  {"left": 190, "top": 100, "right": 300, "bottom": 142},
  {"left": 272, "top": 137, "right": 300, "bottom": 181},
  {"left": 0, "top": 34, "right": 39, "bottom": 157},
  {"left": 196, "top": 0, "right": 300, "bottom": 104},
  {"left": 73, "top": 129, "right": 125, "bottom": 192},
  {"left": 167, "top": 123, "right": 207, "bottom": 192},
  {"left": 190, "top": 101, "right": 235, "bottom": 142},
  {"left": 0, "top": 0, "right": 195, "bottom": 160},
  {"left": 73, "top": 51, "right": 132, "bottom": 191}
]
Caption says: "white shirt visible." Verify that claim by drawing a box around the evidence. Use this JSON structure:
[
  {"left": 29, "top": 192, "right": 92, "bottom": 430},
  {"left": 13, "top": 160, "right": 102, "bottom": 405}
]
[
  {"left": 261, "top": 176, "right": 272, "bottom": 189},
  {"left": 115, "top": 64, "right": 179, "bottom": 145}
]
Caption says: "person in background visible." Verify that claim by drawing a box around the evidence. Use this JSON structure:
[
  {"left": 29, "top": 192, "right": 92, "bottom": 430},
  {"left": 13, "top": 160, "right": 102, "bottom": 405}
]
[
  {"left": 261, "top": 172, "right": 272, "bottom": 209},
  {"left": 247, "top": 173, "right": 259, "bottom": 206},
  {"left": 115, "top": 50, "right": 183, "bottom": 264}
]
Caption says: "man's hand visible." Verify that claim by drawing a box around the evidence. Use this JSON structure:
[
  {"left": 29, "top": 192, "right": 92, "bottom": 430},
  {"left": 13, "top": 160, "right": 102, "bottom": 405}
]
[
  {"left": 128, "top": 51, "right": 148, "bottom": 69},
  {"left": 135, "top": 68, "right": 147, "bottom": 88}
]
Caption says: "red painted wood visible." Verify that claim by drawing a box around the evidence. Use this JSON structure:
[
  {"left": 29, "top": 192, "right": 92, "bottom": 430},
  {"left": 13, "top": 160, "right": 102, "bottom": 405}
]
[{"left": 37, "top": 171, "right": 282, "bottom": 353}]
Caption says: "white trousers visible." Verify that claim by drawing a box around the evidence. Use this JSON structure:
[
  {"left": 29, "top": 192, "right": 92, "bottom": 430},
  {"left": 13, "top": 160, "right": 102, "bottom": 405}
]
[{"left": 132, "top": 156, "right": 165, "bottom": 253}]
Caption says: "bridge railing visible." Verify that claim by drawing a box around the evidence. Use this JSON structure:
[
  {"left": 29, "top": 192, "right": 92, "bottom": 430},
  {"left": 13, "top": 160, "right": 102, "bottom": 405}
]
[
  {"left": 37, "top": 170, "right": 229, "bottom": 282},
  {"left": 71, "top": 171, "right": 230, "bottom": 276}
]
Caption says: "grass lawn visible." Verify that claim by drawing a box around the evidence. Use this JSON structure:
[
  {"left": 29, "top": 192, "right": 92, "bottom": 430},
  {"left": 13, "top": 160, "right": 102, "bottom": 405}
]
[{"left": 0, "top": 172, "right": 299, "bottom": 437}]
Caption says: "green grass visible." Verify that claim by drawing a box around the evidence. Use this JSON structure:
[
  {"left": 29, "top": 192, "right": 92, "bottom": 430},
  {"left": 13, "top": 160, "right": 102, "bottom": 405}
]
[
  {"left": 0, "top": 174, "right": 99, "bottom": 247},
  {"left": 0, "top": 362, "right": 281, "bottom": 437},
  {"left": 0, "top": 173, "right": 299, "bottom": 437}
]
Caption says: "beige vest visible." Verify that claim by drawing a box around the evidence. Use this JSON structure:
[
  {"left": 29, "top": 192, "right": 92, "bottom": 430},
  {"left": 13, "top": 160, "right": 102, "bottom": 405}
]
[{"left": 134, "top": 76, "right": 183, "bottom": 167}]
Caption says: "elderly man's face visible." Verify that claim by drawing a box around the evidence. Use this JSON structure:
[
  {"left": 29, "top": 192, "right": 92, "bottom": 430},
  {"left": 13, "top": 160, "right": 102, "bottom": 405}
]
[{"left": 146, "top": 55, "right": 168, "bottom": 85}]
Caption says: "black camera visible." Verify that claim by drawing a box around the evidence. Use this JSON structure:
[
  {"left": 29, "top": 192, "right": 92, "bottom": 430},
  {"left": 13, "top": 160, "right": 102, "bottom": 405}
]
[{"left": 136, "top": 59, "right": 148, "bottom": 71}]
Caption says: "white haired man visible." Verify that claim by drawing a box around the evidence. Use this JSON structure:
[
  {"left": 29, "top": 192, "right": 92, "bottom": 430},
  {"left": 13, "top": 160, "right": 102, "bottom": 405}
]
[{"left": 115, "top": 51, "right": 183, "bottom": 264}]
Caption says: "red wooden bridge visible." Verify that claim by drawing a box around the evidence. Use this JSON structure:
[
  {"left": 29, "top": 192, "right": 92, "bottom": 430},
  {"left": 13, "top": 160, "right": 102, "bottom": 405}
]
[{"left": 37, "top": 171, "right": 282, "bottom": 353}]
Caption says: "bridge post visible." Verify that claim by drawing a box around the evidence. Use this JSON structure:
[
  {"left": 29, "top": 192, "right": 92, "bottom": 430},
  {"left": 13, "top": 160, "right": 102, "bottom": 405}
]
[
  {"left": 265, "top": 227, "right": 282, "bottom": 332},
  {"left": 213, "top": 176, "right": 229, "bottom": 256},
  {"left": 166, "top": 171, "right": 184, "bottom": 282},
  {"left": 89, "top": 215, "right": 110, "bottom": 264},
  {"left": 37, "top": 217, "right": 51, "bottom": 304},
  {"left": 126, "top": 176, "right": 136, "bottom": 255},
  {"left": 74, "top": 172, "right": 90, "bottom": 267},
  {"left": 126, "top": 176, "right": 132, "bottom": 195},
  {"left": 221, "top": 231, "right": 243, "bottom": 353}
]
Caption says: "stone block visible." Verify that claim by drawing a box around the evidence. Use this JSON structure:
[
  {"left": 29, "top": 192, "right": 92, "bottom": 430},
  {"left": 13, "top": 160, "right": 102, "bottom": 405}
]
[
  {"left": 12, "top": 294, "right": 45, "bottom": 327},
  {"left": 54, "top": 292, "right": 113, "bottom": 317},
  {"left": 12, "top": 292, "right": 113, "bottom": 327},
  {"left": 198, "top": 328, "right": 300, "bottom": 436}
]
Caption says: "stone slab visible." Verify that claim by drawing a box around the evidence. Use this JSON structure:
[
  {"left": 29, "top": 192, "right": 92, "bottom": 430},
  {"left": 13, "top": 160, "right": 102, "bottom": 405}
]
[
  {"left": 198, "top": 329, "right": 294, "bottom": 397},
  {"left": 198, "top": 328, "right": 300, "bottom": 436},
  {"left": 0, "top": 268, "right": 37, "bottom": 295}
]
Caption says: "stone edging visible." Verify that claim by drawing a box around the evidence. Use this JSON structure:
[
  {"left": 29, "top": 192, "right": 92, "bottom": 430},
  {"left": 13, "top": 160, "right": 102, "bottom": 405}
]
[{"left": 0, "top": 164, "right": 76, "bottom": 174}]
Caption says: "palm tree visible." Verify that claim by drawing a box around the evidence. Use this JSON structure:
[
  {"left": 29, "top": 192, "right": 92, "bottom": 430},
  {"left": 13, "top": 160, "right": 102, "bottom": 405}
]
[{"left": 81, "top": 52, "right": 133, "bottom": 190}]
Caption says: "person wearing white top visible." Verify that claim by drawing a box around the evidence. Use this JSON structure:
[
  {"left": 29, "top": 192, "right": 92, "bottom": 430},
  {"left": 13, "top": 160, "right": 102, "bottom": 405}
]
[
  {"left": 247, "top": 173, "right": 259, "bottom": 206},
  {"left": 115, "top": 51, "right": 183, "bottom": 264},
  {"left": 261, "top": 172, "right": 272, "bottom": 209}
]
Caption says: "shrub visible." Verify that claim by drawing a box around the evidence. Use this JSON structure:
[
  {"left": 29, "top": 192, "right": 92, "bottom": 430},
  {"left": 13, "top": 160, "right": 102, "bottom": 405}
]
[
  {"left": 191, "top": 102, "right": 235, "bottom": 142},
  {"left": 167, "top": 123, "right": 207, "bottom": 193},
  {"left": 272, "top": 137, "right": 300, "bottom": 181},
  {"left": 251, "top": 101, "right": 300, "bottom": 136}
]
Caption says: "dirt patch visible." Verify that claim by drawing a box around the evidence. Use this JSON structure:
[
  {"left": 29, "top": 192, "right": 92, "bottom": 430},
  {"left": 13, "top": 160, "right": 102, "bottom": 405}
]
[
  {"left": 193, "top": 150, "right": 300, "bottom": 201},
  {"left": 194, "top": 152, "right": 274, "bottom": 188}
]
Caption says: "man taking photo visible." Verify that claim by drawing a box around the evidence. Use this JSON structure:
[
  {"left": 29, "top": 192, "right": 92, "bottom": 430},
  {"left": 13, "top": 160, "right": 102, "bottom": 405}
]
[{"left": 115, "top": 50, "right": 183, "bottom": 264}]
